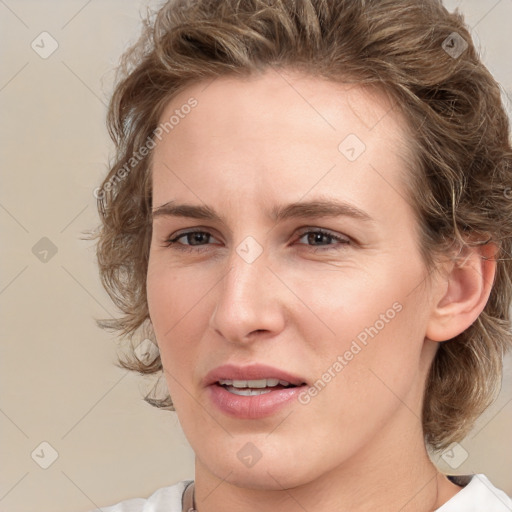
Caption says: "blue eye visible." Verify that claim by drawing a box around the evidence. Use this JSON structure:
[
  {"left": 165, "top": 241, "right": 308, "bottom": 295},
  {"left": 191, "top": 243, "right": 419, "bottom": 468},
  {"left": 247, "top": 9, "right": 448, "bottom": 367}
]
[{"left": 162, "top": 228, "right": 350, "bottom": 253}]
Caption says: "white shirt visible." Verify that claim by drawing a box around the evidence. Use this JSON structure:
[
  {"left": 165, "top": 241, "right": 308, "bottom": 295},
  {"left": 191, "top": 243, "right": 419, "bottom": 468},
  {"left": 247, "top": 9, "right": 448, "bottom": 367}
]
[{"left": 95, "top": 474, "right": 512, "bottom": 511}]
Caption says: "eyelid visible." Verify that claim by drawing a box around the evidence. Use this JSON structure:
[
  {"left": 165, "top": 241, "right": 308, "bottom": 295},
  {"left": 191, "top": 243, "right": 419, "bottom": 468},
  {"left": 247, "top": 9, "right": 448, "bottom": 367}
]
[
  {"left": 163, "top": 228, "right": 221, "bottom": 248},
  {"left": 294, "top": 227, "right": 351, "bottom": 244},
  {"left": 162, "top": 225, "right": 352, "bottom": 252}
]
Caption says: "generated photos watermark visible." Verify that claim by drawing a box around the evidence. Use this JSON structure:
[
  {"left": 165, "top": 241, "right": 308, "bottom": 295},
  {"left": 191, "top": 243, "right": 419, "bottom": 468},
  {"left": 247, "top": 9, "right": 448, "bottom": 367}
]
[
  {"left": 298, "top": 301, "right": 403, "bottom": 405},
  {"left": 94, "top": 97, "right": 198, "bottom": 200}
]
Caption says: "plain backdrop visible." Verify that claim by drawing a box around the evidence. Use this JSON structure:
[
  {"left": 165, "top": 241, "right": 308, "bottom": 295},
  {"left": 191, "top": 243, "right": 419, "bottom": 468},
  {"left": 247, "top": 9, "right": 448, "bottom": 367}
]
[{"left": 1, "top": 1, "right": 511, "bottom": 511}]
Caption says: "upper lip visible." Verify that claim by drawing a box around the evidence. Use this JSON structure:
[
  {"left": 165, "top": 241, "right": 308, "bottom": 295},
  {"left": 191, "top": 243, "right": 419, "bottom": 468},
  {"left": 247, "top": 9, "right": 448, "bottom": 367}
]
[{"left": 203, "top": 364, "right": 307, "bottom": 387}]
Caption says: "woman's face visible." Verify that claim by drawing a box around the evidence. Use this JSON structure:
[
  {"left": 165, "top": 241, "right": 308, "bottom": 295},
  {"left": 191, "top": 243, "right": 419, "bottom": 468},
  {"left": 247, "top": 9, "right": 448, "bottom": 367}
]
[{"left": 147, "top": 70, "right": 439, "bottom": 489}]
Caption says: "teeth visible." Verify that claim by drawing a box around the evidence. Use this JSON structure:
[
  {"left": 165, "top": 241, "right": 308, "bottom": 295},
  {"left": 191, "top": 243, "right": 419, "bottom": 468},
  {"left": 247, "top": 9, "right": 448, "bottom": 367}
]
[
  {"left": 218, "top": 378, "right": 288, "bottom": 388},
  {"left": 225, "top": 387, "right": 274, "bottom": 396}
]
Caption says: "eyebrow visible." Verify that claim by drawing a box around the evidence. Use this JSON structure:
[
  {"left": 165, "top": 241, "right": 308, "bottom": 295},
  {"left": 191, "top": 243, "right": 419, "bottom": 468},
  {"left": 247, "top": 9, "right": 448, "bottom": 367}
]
[{"left": 152, "top": 198, "right": 374, "bottom": 224}]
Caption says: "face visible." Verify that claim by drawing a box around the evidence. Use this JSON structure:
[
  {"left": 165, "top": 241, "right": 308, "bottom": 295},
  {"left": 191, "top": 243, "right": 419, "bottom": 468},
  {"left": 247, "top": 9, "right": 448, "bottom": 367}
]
[{"left": 147, "top": 69, "right": 438, "bottom": 489}]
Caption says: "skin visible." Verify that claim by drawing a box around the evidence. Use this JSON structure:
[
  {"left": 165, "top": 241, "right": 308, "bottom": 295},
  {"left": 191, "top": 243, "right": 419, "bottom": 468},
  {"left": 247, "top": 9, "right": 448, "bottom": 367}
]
[{"left": 146, "top": 68, "right": 496, "bottom": 511}]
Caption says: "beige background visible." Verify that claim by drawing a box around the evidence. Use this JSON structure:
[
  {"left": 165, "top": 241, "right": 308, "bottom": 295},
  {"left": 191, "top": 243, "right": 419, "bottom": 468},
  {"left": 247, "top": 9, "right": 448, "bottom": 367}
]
[{"left": 0, "top": 1, "right": 511, "bottom": 511}]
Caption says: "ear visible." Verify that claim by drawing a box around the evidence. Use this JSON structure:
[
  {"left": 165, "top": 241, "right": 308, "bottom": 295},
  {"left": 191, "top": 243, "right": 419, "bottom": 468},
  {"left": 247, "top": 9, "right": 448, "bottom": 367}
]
[{"left": 426, "top": 242, "right": 498, "bottom": 342}]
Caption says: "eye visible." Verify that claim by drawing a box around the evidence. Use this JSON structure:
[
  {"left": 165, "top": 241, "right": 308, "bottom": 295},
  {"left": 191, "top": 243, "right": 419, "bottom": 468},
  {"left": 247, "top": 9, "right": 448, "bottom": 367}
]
[
  {"left": 162, "top": 230, "right": 220, "bottom": 253},
  {"left": 162, "top": 227, "right": 351, "bottom": 253},
  {"left": 295, "top": 228, "right": 350, "bottom": 250}
]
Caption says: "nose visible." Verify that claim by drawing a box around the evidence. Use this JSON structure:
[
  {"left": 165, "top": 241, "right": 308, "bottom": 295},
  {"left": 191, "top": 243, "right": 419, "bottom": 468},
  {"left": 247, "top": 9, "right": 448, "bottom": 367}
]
[{"left": 208, "top": 248, "right": 286, "bottom": 345}]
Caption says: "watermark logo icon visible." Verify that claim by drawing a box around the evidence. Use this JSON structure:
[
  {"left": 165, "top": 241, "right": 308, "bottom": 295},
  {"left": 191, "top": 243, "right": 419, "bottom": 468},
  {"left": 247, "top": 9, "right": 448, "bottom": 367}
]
[
  {"left": 31, "top": 32, "right": 59, "bottom": 59},
  {"left": 442, "top": 32, "right": 468, "bottom": 59},
  {"left": 338, "top": 134, "right": 366, "bottom": 162},
  {"left": 31, "top": 441, "right": 59, "bottom": 469},
  {"left": 237, "top": 442, "right": 262, "bottom": 468},
  {"left": 236, "top": 236, "right": 263, "bottom": 264},
  {"left": 32, "top": 237, "right": 58, "bottom": 263},
  {"left": 134, "top": 338, "right": 159, "bottom": 364},
  {"left": 441, "top": 442, "right": 469, "bottom": 469}
]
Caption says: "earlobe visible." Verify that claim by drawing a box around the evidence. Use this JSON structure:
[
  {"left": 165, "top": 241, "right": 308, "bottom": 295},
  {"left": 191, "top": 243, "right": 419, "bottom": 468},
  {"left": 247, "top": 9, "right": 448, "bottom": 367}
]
[{"left": 425, "top": 242, "right": 498, "bottom": 342}]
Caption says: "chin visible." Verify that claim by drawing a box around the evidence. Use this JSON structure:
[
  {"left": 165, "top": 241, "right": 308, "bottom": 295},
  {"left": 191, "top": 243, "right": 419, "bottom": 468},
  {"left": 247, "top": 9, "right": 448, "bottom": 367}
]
[
  {"left": 196, "top": 435, "right": 324, "bottom": 491},
  {"left": 213, "top": 460, "right": 313, "bottom": 490}
]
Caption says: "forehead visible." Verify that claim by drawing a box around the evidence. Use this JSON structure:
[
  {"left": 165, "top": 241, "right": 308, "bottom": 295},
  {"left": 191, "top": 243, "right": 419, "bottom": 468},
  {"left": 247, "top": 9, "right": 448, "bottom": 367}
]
[
  {"left": 151, "top": 69, "right": 415, "bottom": 224},
  {"left": 156, "top": 68, "right": 408, "bottom": 145}
]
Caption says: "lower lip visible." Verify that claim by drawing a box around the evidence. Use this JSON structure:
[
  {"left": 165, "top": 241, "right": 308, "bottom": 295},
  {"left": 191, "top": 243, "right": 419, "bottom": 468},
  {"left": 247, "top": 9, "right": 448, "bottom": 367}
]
[{"left": 207, "top": 384, "right": 307, "bottom": 419}]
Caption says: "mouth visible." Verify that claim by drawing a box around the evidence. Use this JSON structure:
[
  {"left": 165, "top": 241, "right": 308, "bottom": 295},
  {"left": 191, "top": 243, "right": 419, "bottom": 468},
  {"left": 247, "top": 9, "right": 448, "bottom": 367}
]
[
  {"left": 204, "top": 364, "right": 308, "bottom": 419},
  {"left": 216, "top": 378, "right": 303, "bottom": 396},
  {"left": 203, "top": 363, "right": 307, "bottom": 389}
]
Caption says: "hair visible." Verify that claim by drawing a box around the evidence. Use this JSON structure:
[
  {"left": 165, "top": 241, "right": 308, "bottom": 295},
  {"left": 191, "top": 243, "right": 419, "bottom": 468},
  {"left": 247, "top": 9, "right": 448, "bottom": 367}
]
[{"left": 94, "top": 0, "right": 512, "bottom": 451}]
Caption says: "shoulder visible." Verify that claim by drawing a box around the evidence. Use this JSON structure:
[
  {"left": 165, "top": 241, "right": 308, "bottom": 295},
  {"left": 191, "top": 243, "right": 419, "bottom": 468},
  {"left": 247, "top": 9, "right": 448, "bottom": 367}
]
[
  {"left": 436, "top": 474, "right": 512, "bottom": 511},
  {"left": 93, "top": 479, "right": 193, "bottom": 512}
]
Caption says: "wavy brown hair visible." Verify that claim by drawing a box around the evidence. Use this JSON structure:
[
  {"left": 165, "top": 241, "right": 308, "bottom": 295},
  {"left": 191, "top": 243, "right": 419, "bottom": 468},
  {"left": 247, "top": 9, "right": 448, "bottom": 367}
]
[{"left": 94, "top": 0, "right": 512, "bottom": 451}]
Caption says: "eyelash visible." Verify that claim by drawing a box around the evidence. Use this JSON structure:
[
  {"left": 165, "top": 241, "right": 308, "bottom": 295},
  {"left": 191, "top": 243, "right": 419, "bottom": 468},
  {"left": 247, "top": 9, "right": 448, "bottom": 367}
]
[{"left": 162, "top": 228, "right": 351, "bottom": 253}]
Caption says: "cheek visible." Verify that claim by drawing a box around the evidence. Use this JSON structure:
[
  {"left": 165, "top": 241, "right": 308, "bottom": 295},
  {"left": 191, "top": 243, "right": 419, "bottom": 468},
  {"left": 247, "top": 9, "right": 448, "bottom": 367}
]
[
  {"left": 283, "top": 258, "right": 418, "bottom": 350},
  {"left": 146, "top": 256, "right": 211, "bottom": 334},
  {"left": 292, "top": 303, "right": 426, "bottom": 462},
  {"left": 146, "top": 262, "right": 194, "bottom": 371},
  {"left": 294, "top": 259, "right": 429, "bottom": 406},
  {"left": 146, "top": 260, "right": 218, "bottom": 408}
]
